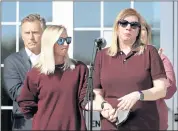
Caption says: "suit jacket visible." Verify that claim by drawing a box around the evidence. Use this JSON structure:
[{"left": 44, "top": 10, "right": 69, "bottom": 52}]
[{"left": 3, "top": 48, "right": 32, "bottom": 130}]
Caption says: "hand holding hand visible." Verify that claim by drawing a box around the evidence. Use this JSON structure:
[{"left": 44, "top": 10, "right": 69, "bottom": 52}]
[{"left": 100, "top": 102, "right": 118, "bottom": 123}]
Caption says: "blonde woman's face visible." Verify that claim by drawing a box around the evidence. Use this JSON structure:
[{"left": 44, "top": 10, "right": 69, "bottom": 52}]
[
  {"left": 117, "top": 15, "right": 140, "bottom": 42},
  {"left": 141, "top": 26, "right": 148, "bottom": 44},
  {"left": 54, "top": 30, "right": 70, "bottom": 57}
]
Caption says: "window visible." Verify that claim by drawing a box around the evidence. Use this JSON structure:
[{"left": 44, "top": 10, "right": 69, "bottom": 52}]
[
  {"left": 19, "top": 2, "right": 52, "bottom": 22},
  {"left": 134, "top": 2, "right": 160, "bottom": 48},
  {"left": 1, "top": 1, "right": 52, "bottom": 130},
  {"left": 1, "top": 25, "right": 16, "bottom": 64},
  {"left": 134, "top": 2, "right": 160, "bottom": 28},
  {"left": 74, "top": 2, "right": 100, "bottom": 28},
  {"left": 2, "top": 2, "right": 16, "bottom": 22},
  {"left": 104, "top": 2, "right": 130, "bottom": 27},
  {"left": 73, "top": 31, "right": 100, "bottom": 65}
]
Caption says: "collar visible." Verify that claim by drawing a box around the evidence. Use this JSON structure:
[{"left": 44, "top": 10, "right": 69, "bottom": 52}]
[
  {"left": 118, "top": 42, "right": 144, "bottom": 54},
  {"left": 25, "top": 47, "right": 40, "bottom": 57}
]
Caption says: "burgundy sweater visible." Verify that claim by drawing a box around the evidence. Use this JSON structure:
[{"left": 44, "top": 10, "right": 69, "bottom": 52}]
[{"left": 17, "top": 61, "right": 88, "bottom": 130}]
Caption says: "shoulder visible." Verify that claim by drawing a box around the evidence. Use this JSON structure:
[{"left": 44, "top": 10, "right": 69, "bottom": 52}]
[
  {"left": 144, "top": 45, "right": 160, "bottom": 58},
  {"left": 160, "top": 53, "right": 173, "bottom": 66},
  {"left": 70, "top": 59, "right": 88, "bottom": 74},
  {"left": 28, "top": 67, "right": 41, "bottom": 75},
  {"left": 99, "top": 47, "right": 109, "bottom": 55},
  {"left": 95, "top": 47, "right": 109, "bottom": 60},
  {"left": 159, "top": 53, "right": 168, "bottom": 60},
  {"left": 75, "top": 60, "right": 88, "bottom": 70},
  {"left": 4, "top": 48, "right": 26, "bottom": 64},
  {"left": 145, "top": 45, "right": 158, "bottom": 52},
  {"left": 4, "top": 52, "right": 22, "bottom": 67},
  {"left": 26, "top": 67, "right": 41, "bottom": 81},
  {"left": 4, "top": 52, "right": 20, "bottom": 63}
]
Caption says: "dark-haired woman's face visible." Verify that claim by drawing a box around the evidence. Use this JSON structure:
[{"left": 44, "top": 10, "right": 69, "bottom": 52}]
[{"left": 54, "top": 30, "right": 70, "bottom": 57}]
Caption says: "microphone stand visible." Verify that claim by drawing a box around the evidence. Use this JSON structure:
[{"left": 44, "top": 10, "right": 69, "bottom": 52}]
[{"left": 87, "top": 45, "right": 101, "bottom": 131}]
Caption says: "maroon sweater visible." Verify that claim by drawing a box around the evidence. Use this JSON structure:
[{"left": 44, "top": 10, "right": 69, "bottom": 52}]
[{"left": 17, "top": 61, "right": 88, "bottom": 130}]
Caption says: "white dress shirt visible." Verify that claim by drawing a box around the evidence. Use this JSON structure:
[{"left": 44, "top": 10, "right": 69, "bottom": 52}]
[{"left": 25, "top": 48, "right": 40, "bottom": 66}]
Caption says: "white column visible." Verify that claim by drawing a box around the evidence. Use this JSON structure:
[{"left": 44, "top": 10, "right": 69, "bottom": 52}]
[
  {"left": 131, "top": 0, "right": 134, "bottom": 8},
  {"left": 53, "top": 1, "right": 73, "bottom": 58},
  {"left": 160, "top": 2, "right": 174, "bottom": 62},
  {"left": 160, "top": 2, "right": 174, "bottom": 130}
]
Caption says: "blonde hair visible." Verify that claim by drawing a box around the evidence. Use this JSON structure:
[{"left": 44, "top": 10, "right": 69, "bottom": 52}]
[
  {"left": 35, "top": 25, "right": 76, "bottom": 75},
  {"left": 21, "top": 14, "right": 46, "bottom": 30},
  {"left": 108, "top": 8, "right": 145, "bottom": 56},
  {"left": 141, "top": 17, "right": 152, "bottom": 44}
]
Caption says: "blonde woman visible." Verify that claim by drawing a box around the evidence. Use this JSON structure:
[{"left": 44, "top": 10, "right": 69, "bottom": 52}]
[
  {"left": 17, "top": 25, "right": 88, "bottom": 130},
  {"left": 141, "top": 18, "right": 177, "bottom": 130},
  {"left": 86, "top": 8, "right": 167, "bottom": 130}
]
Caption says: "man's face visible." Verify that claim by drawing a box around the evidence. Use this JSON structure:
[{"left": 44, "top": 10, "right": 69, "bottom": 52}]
[{"left": 21, "top": 21, "right": 43, "bottom": 52}]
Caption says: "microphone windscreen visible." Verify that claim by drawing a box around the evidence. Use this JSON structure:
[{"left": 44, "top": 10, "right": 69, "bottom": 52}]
[{"left": 94, "top": 37, "right": 106, "bottom": 48}]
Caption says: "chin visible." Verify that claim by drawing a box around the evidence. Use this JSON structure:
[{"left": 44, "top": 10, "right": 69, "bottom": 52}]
[
  {"left": 28, "top": 45, "right": 36, "bottom": 48},
  {"left": 28, "top": 47, "right": 36, "bottom": 51},
  {"left": 59, "top": 53, "right": 67, "bottom": 57},
  {"left": 123, "top": 38, "right": 131, "bottom": 41}
]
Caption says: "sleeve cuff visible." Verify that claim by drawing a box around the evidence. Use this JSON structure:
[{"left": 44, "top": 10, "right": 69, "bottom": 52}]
[{"left": 152, "top": 73, "right": 167, "bottom": 80}]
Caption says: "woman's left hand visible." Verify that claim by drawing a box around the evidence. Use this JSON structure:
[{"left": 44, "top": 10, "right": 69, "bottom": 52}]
[
  {"left": 158, "top": 48, "right": 163, "bottom": 55},
  {"left": 117, "top": 91, "right": 140, "bottom": 110}
]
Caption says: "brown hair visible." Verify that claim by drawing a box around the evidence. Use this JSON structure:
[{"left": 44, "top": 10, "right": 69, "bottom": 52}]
[{"left": 21, "top": 14, "right": 46, "bottom": 30}]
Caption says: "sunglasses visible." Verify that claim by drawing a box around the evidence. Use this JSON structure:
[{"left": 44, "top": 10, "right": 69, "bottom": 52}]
[
  {"left": 56, "top": 37, "right": 72, "bottom": 45},
  {"left": 118, "top": 20, "right": 141, "bottom": 29}
]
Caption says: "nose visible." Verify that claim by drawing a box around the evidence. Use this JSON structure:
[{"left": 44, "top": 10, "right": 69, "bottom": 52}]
[
  {"left": 126, "top": 24, "right": 132, "bottom": 30},
  {"left": 29, "top": 32, "right": 34, "bottom": 39},
  {"left": 63, "top": 41, "right": 69, "bottom": 46}
]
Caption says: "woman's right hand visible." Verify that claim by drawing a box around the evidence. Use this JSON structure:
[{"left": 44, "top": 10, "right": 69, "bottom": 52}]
[{"left": 100, "top": 103, "right": 118, "bottom": 123}]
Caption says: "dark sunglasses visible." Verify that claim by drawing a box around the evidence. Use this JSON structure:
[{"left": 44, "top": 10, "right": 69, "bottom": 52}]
[
  {"left": 118, "top": 20, "right": 141, "bottom": 29},
  {"left": 56, "top": 37, "right": 72, "bottom": 45}
]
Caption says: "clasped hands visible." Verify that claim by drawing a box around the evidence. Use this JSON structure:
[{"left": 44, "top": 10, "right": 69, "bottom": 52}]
[{"left": 100, "top": 91, "right": 140, "bottom": 123}]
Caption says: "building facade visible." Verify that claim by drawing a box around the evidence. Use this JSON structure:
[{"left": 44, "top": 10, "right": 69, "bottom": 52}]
[{"left": 1, "top": 0, "right": 178, "bottom": 130}]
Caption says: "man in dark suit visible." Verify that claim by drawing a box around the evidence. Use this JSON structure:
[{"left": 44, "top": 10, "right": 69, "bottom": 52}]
[{"left": 3, "top": 14, "right": 46, "bottom": 130}]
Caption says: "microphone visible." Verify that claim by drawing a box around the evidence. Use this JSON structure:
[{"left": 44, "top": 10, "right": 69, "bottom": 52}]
[
  {"left": 86, "top": 37, "right": 106, "bottom": 131},
  {"left": 94, "top": 37, "right": 106, "bottom": 49}
]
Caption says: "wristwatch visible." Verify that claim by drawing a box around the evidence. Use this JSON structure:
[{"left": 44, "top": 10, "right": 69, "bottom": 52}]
[
  {"left": 138, "top": 91, "right": 144, "bottom": 101},
  {"left": 101, "top": 101, "right": 107, "bottom": 109}
]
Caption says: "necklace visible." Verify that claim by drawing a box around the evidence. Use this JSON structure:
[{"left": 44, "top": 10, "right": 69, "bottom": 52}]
[{"left": 55, "top": 64, "right": 65, "bottom": 69}]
